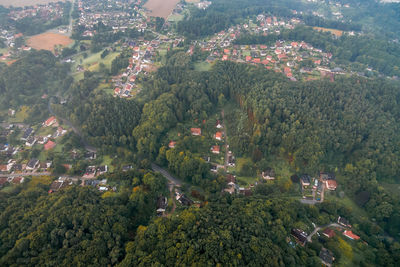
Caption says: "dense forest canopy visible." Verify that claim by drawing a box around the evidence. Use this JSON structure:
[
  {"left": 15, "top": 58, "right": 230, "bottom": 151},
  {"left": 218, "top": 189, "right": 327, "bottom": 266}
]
[
  {"left": 0, "top": 170, "right": 167, "bottom": 266},
  {"left": 0, "top": 50, "right": 70, "bottom": 109}
]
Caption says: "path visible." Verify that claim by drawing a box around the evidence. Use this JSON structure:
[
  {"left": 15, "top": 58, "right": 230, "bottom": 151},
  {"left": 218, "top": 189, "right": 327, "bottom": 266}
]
[
  {"left": 151, "top": 163, "right": 182, "bottom": 216},
  {"left": 307, "top": 222, "right": 344, "bottom": 242},
  {"left": 151, "top": 163, "right": 182, "bottom": 186}
]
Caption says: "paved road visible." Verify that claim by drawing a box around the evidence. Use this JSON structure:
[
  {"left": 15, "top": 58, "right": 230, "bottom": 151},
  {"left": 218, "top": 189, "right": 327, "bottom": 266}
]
[
  {"left": 151, "top": 163, "right": 182, "bottom": 187},
  {"left": 0, "top": 172, "right": 51, "bottom": 178},
  {"left": 307, "top": 222, "right": 344, "bottom": 242}
]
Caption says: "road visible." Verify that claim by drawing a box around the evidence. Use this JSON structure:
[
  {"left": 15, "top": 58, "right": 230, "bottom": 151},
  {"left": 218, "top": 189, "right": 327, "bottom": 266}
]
[
  {"left": 307, "top": 222, "right": 344, "bottom": 242},
  {"left": 221, "top": 109, "right": 229, "bottom": 170},
  {"left": 0, "top": 172, "right": 51, "bottom": 178},
  {"left": 151, "top": 163, "right": 182, "bottom": 187}
]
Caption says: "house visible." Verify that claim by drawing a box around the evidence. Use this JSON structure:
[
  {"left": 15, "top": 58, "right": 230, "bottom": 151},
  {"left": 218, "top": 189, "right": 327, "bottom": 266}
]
[
  {"left": 215, "top": 132, "right": 223, "bottom": 141},
  {"left": 85, "top": 151, "right": 96, "bottom": 160},
  {"left": 21, "top": 127, "right": 34, "bottom": 140},
  {"left": 338, "top": 216, "right": 351, "bottom": 228},
  {"left": 226, "top": 174, "right": 236, "bottom": 183},
  {"left": 191, "top": 128, "right": 201, "bottom": 136},
  {"left": 157, "top": 196, "right": 168, "bottom": 215},
  {"left": 26, "top": 159, "right": 39, "bottom": 170},
  {"left": 343, "top": 230, "right": 360, "bottom": 240},
  {"left": 211, "top": 145, "right": 220, "bottom": 154},
  {"left": 0, "top": 165, "right": 7, "bottom": 172},
  {"left": 25, "top": 136, "right": 37, "bottom": 147},
  {"left": 216, "top": 120, "right": 223, "bottom": 129},
  {"left": 44, "top": 116, "right": 58, "bottom": 127},
  {"left": 320, "top": 172, "right": 335, "bottom": 181},
  {"left": 83, "top": 166, "right": 96, "bottom": 178},
  {"left": 319, "top": 248, "right": 335, "bottom": 267},
  {"left": 177, "top": 194, "right": 193, "bottom": 206},
  {"left": 48, "top": 179, "right": 66, "bottom": 193},
  {"left": 44, "top": 140, "right": 56, "bottom": 150},
  {"left": 300, "top": 175, "right": 311, "bottom": 187},
  {"left": 168, "top": 141, "right": 176, "bottom": 148},
  {"left": 97, "top": 165, "right": 108, "bottom": 175},
  {"left": 0, "top": 177, "right": 8, "bottom": 188},
  {"left": 261, "top": 168, "right": 275, "bottom": 180},
  {"left": 291, "top": 228, "right": 308, "bottom": 246},
  {"left": 325, "top": 180, "right": 337, "bottom": 190},
  {"left": 323, "top": 228, "right": 335, "bottom": 238}
]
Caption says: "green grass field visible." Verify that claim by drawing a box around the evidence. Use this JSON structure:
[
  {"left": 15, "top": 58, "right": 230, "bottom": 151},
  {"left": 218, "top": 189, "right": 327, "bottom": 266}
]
[{"left": 194, "top": 61, "right": 212, "bottom": 71}]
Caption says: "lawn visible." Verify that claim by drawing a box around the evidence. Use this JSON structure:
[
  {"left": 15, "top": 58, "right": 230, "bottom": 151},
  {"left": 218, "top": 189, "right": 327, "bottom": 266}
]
[
  {"left": 194, "top": 61, "right": 212, "bottom": 71},
  {"left": 27, "top": 176, "right": 53, "bottom": 189},
  {"left": 324, "top": 193, "right": 368, "bottom": 218},
  {"left": 8, "top": 106, "right": 30, "bottom": 123},
  {"left": 168, "top": 14, "right": 184, "bottom": 22},
  {"left": 101, "top": 155, "right": 115, "bottom": 172}
]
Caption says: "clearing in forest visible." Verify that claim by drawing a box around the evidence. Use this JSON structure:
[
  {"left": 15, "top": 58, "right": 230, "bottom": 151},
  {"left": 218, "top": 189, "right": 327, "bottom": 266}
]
[{"left": 27, "top": 33, "right": 73, "bottom": 52}]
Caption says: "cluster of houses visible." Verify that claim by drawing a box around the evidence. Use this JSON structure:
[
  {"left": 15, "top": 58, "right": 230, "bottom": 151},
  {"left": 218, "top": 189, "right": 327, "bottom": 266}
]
[
  {"left": 292, "top": 215, "right": 360, "bottom": 266},
  {"left": 190, "top": 14, "right": 348, "bottom": 81},
  {"left": 20, "top": 116, "right": 67, "bottom": 151},
  {"left": 82, "top": 165, "right": 108, "bottom": 179},
  {"left": 300, "top": 172, "right": 338, "bottom": 202},
  {"left": 76, "top": 0, "right": 147, "bottom": 38},
  {"left": 8, "top": 2, "right": 65, "bottom": 21},
  {"left": 0, "top": 176, "right": 24, "bottom": 188}
]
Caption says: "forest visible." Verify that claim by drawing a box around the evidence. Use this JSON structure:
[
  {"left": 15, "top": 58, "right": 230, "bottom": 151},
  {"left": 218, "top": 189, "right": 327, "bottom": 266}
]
[
  {"left": 0, "top": 170, "right": 167, "bottom": 266},
  {"left": 0, "top": 50, "right": 71, "bottom": 109}
]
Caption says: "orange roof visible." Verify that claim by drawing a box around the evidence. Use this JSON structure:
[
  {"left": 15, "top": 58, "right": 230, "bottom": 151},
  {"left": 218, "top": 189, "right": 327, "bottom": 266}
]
[
  {"left": 45, "top": 116, "right": 57, "bottom": 126},
  {"left": 222, "top": 55, "right": 228, "bottom": 61},
  {"left": 326, "top": 180, "right": 337, "bottom": 189},
  {"left": 343, "top": 230, "right": 360, "bottom": 240},
  {"left": 211, "top": 145, "right": 220, "bottom": 152},
  {"left": 252, "top": 58, "right": 261, "bottom": 64},
  {"left": 44, "top": 140, "right": 56, "bottom": 150},
  {"left": 245, "top": 56, "right": 252, "bottom": 62},
  {"left": 191, "top": 128, "right": 201, "bottom": 136},
  {"left": 224, "top": 49, "right": 230, "bottom": 55},
  {"left": 168, "top": 141, "right": 176, "bottom": 148},
  {"left": 215, "top": 132, "right": 223, "bottom": 139}
]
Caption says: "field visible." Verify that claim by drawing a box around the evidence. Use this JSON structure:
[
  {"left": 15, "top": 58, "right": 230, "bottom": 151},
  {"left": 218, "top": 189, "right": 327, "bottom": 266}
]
[
  {"left": 27, "top": 33, "right": 73, "bottom": 52},
  {"left": 313, "top": 27, "right": 344, "bottom": 37},
  {"left": 0, "top": 0, "right": 65, "bottom": 7},
  {"left": 144, "top": 0, "right": 180, "bottom": 19}
]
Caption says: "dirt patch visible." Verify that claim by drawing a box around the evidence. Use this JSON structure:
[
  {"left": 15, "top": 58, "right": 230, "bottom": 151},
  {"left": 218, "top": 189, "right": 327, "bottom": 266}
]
[
  {"left": 0, "top": 0, "right": 65, "bottom": 7},
  {"left": 144, "top": 0, "right": 180, "bottom": 19},
  {"left": 27, "top": 33, "right": 73, "bottom": 52},
  {"left": 313, "top": 27, "right": 343, "bottom": 37}
]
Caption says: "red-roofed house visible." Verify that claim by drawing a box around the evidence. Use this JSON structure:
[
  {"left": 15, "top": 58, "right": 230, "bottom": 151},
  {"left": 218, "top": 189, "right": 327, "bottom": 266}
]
[
  {"left": 169, "top": 141, "right": 176, "bottom": 148},
  {"left": 224, "top": 49, "right": 230, "bottom": 55},
  {"left": 323, "top": 228, "right": 335, "bottom": 238},
  {"left": 44, "top": 140, "right": 56, "bottom": 151},
  {"left": 343, "top": 230, "right": 360, "bottom": 240},
  {"left": 245, "top": 56, "right": 252, "bottom": 62},
  {"left": 44, "top": 116, "right": 58, "bottom": 127},
  {"left": 191, "top": 128, "right": 201, "bottom": 136},
  {"left": 222, "top": 55, "right": 229, "bottom": 61},
  {"left": 215, "top": 132, "right": 223, "bottom": 141},
  {"left": 252, "top": 58, "right": 261, "bottom": 64},
  {"left": 326, "top": 180, "right": 337, "bottom": 190},
  {"left": 211, "top": 145, "right": 220, "bottom": 154}
]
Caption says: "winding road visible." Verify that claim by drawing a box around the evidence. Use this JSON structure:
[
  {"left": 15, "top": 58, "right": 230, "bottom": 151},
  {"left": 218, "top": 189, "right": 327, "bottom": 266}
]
[{"left": 307, "top": 222, "right": 344, "bottom": 242}]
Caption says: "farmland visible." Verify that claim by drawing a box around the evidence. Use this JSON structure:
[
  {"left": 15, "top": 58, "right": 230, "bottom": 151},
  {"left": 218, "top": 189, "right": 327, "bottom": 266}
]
[
  {"left": 144, "top": 0, "right": 180, "bottom": 19},
  {"left": 313, "top": 26, "right": 344, "bottom": 37},
  {"left": 27, "top": 32, "right": 73, "bottom": 52}
]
